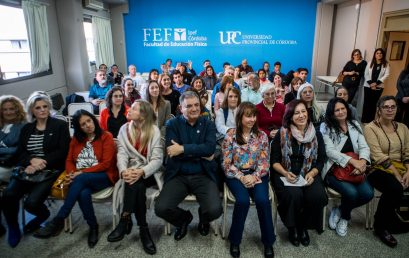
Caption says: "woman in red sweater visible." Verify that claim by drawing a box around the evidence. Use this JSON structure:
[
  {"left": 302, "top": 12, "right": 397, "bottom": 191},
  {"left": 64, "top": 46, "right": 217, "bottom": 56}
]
[
  {"left": 256, "top": 83, "right": 286, "bottom": 140},
  {"left": 34, "top": 110, "right": 118, "bottom": 248},
  {"left": 100, "top": 86, "right": 129, "bottom": 138}
]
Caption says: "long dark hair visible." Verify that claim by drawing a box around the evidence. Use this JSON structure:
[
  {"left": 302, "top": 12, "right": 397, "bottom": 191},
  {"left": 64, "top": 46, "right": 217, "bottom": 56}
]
[
  {"left": 370, "top": 48, "right": 387, "bottom": 68},
  {"left": 324, "top": 98, "right": 361, "bottom": 135},
  {"left": 282, "top": 99, "right": 309, "bottom": 129},
  {"left": 72, "top": 109, "right": 102, "bottom": 142},
  {"left": 105, "top": 86, "right": 125, "bottom": 110},
  {"left": 235, "top": 102, "right": 259, "bottom": 145},
  {"left": 146, "top": 80, "right": 166, "bottom": 111}
]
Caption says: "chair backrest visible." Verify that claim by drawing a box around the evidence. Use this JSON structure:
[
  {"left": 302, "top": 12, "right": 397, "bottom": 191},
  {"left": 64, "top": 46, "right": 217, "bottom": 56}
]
[
  {"left": 67, "top": 102, "right": 93, "bottom": 116},
  {"left": 99, "top": 102, "right": 107, "bottom": 115},
  {"left": 54, "top": 115, "right": 68, "bottom": 123}
]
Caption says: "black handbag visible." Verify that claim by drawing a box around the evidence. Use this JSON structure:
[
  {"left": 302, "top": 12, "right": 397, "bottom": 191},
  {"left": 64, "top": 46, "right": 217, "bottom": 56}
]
[{"left": 11, "top": 166, "right": 60, "bottom": 183}]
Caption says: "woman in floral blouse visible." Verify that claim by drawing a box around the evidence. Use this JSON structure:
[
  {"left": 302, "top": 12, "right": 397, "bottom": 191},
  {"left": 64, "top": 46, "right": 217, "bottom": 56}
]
[{"left": 222, "top": 102, "right": 275, "bottom": 258}]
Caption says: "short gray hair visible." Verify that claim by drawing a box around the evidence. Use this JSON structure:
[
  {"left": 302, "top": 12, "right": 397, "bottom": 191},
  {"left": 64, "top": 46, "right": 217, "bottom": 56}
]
[
  {"left": 26, "top": 91, "right": 52, "bottom": 121},
  {"left": 179, "top": 90, "right": 200, "bottom": 105}
]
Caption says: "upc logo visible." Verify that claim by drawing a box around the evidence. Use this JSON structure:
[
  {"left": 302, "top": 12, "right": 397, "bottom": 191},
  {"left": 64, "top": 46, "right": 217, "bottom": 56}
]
[
  {"left": 219, "top": 31, "right": 241, "bottom": 45},
  {"left": 174, "top": 28, "right": 187, "bottom": 41}
]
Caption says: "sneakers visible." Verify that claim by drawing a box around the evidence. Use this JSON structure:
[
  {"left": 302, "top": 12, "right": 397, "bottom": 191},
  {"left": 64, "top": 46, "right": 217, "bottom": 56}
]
[
  {"left": 329, "top": 207, "right": 341, "bottom": 230},
  {"left": 336, "top": 219, "right": 348, "bottom": 237}
]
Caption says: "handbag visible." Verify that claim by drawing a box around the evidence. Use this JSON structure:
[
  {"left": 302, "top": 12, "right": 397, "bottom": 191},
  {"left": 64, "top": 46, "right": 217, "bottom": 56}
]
[
  {"left": 50, "top": 171, "right": 69, "bottom": 199},
  {"left": 332, "top": 152, "right": 365, "bottom": 184},
  {"left": 11, "top": 166, "right": 60, "bottom": 183},
  {"left": 334, "top": 71, "right": 345, "bottom": 85}
]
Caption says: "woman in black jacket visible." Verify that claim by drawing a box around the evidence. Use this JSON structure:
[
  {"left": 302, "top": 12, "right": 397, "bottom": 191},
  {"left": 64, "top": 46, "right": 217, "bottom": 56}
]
[
  {"left": 2, "top": 91, "right": 70, "bottom": 247},
  {"left": 341, "top": 49, "right": 367, "bottom": 103}
]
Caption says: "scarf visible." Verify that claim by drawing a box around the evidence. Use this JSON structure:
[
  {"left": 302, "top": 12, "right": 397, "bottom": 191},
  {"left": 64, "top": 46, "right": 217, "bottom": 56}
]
[{"left": 280, "top": 123, "right": 318, "bottom": 176}]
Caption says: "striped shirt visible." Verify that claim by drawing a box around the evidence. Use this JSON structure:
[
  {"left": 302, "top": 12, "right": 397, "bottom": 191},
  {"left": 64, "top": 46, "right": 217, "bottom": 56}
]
[{"left": 26, "top": 129, "right": 45, "bottom": 158}]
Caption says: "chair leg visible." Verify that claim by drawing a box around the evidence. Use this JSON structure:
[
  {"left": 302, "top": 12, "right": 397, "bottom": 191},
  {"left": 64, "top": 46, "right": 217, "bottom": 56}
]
[
  {"left": 365, "top": 202, "right": 370, "bottom": 230},
  {"left": 322, "top": 206, "right": 327, "bottom": 231},
  {"left": 222, "top": 191, "right": 227, "bottom": 239},
  {"left": 20, "top": 199, "right": 26, "bottom": 227}
]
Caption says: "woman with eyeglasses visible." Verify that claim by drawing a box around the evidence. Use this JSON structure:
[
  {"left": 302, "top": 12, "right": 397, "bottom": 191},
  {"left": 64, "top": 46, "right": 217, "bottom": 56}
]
[
  {"left": 159, "top": 73, "right": 181, "bottom": 116},
  {"left": 256, "top": 83, "right": 285, "bottom": 140},
  {"left": 99, "top": 86, "right": 129, "bottom": 138},
  {"left": 123, "top": 78, "right": 141, "bottom": 107},
  {"left": 341, "top": 49, "right": 367, "bottom": 103},
  {"left": 34, "top": 110, "right": 118, "bottom": 248},
  {"left": 364, "top": 96, "right": 409, "bottom": 247},
  {"left": 297, "top": 83, "right": 324, "bottom": 127},
  {"left": 361, "top": 48, "right": 390, "bottom": 123},
  {"left": 2, "top": 91, "right": 70, "bottom": 247}
]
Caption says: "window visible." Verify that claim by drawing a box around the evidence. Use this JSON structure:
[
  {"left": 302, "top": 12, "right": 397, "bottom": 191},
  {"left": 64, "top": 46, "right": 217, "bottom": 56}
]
[
  {"left": 83, "top": 19, "right": 96, "bottom": 68},
  {"left": 0, "top": 4, "right": 31, "bottom": 80}
]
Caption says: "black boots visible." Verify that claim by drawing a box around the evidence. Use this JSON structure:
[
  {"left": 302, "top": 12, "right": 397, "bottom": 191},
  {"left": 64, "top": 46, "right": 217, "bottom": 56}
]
[
  {"left": 140, "top": 226, "right": 156, "bottom": 255},
  {"left": 107, "top": 215, "right": 133, "bottom": 242},
  {"left": 288, "top": 227, "right": 299, "bottom": 247},
  {"left": 88, "top": 225, "right": 99, "bottom": 248},
  {"left": 33, "top": 217, "right": 64, "bottom": 239}
]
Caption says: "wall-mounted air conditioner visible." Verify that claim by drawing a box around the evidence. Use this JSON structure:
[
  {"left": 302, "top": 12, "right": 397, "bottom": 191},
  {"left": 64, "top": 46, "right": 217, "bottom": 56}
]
[{"left": 84, "top": 0, "right": 104, "bottom": 11}]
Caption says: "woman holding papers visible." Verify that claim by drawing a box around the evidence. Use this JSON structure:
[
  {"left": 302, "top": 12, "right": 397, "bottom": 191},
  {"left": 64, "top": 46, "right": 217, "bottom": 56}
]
[
  {"left": 271, "top": 99, "right": 327, "bottom": 247},
  {"left": 320, "top": 98, "right": 373, "bottom": 237},
  {"left": 222, "top": 102, "right": 275, "bottom": 258}
]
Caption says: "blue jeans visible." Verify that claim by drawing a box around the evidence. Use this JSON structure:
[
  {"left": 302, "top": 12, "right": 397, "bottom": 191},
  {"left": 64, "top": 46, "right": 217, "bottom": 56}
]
[
  {"left": 226, "top": 176, "right": 275, "bottom": 246},
  {"left": 56, "top": 172, "right": 111, "bottom": 227},
  {"left": 326, "top": 174, "right": 374, "bottom": 220}
]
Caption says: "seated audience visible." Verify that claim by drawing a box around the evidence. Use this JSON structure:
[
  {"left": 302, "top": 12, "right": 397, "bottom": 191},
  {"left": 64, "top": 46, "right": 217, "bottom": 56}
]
[
  {"left": 199, "top": 59, "right": 211, "bottom": 77},
  {"left": 284, "top": 77, "right": 303, "bottom": 105},
  {"left": 161, "top": 58, "right": 174, "bottom": 74},
  {"left": 214, "top": 76, "right": 234, "bottom": 114},
  {"left": 89, "top": 69, "right": 113, "bottom": 114},
  {"left": 123, "top": 78, "right": 141, "bottom": 107},
  {"left": 0, "top": 95, "right": 26, "bottom": 237},
  {"left": 177, "top": 62, "right": 196, "bottom": 85},
  {"left": 320, "top": 98, "right": 373, "bottom": 237},
  {"left": 109, "top": 64, "right": 124, "bottom": 85},
  {"left": 271, "top": 99, "right": 327, "bottom": 247},
  {"left": 160, "top": 73, "right": 181, "bottom": 116},
  {"left": 203, "top": 65, "right": 218, "bottom": 90},
  {"left": 215, "top": 87, "right": 241, "bottom": 138},
  {"left": 172, "top": 70, "right": 190, "bottom": 94},
  {"left": 297, "top": 83, "right": 324, "bottom": 127},
  {"left": 107, "top": 100, "right": 163, "bottom": 255},
  {"left": 234, "top": 66, "right": 245, "bottom": 90},
  {"left": 148, "top": 68, "right": 159, "bottom": 82},
  {"left": 335, "top": 86, "right": 358, "bottom": 120},
  {"left": 191, "top": 76, "right": 209, "bottom": 108},
  {"left": 237, "top": 58, "right": 254, "bottom": 76},
  {"left": 222, "top": 102, "right": 275, "bottom": 258},
  {"left": 123, "top": 64, "right": 146, "bottom": 94},
  {"left": 268, "top": 61, "right": 285, "bottom": 82},
  {"left": 258, "top": 69, "right": 270, "bottom": 87},
  {"left": 297, "top": 68, "right": 309, "bottom": 83},
  {"left": 155, "top": 91, "right": 222, "bottom": 241},
  {"left": 241, "top": 75, "right": 262, "bottom": 105},
  {"left": 34, "top": 110, "right": 118, "bottom": 248},
  {"left": 211, "top": 66, "right": 239, "bottom": 106},
  {"left": 100, "top": 86, "right": 129, "bottom": 138},
  {"left": 364, "top": 96, "right": 409, "bottom": 247},
  {"left": 262, "top": 61, "right": 271, "bottom": 77},
  {"left": 256, "top": 84, "right": 285, "bottom": 140},
  {"left": 96, "top": 64, "right": 114, "bottom": 85},
  {"left": 2, "top": 91, "right": 70, "bottom": 247},
  {"left": 145, "top": 80, "right": 171, "bottom": 139}
]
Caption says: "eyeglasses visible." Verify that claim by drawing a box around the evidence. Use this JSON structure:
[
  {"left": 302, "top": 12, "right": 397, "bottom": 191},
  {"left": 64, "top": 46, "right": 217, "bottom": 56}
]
[{"left": 381, "top": 105, "right": 396, "bottom": 111}]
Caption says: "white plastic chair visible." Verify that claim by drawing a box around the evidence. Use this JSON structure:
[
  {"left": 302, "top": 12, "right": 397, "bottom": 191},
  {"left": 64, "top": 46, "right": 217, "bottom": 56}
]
[
  {"left": 67, "top": 102, "right": 93, "bottom": 116},
  {"left": 99, "top": 102, "right": 107, "bottom": 115}
]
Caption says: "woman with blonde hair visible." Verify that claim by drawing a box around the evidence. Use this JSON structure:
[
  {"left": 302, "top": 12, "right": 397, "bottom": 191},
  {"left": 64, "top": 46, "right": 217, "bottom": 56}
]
[
  {"left": 108, "top": 100, "right": 163, "bottom": 255},
  {"left": 2, "top": 91, "right": 70, "bottom": 247},
  {"left": 0, "top": 95, "right": 27, "bottom": 237}
]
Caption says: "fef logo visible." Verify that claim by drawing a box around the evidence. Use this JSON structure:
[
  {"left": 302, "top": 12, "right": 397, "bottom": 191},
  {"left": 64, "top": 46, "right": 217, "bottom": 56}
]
[
  {"left": 174, "top": 28, "right": 186, "bottom": 41},
  {"left": 219, "top": 31, "right": 241, "bottom": 45}
]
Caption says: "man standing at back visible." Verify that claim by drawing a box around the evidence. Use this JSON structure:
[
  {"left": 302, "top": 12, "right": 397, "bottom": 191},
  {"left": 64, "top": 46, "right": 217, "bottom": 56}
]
[{"left": 155, "top": 91, "right": 222, "bottom": 241}]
